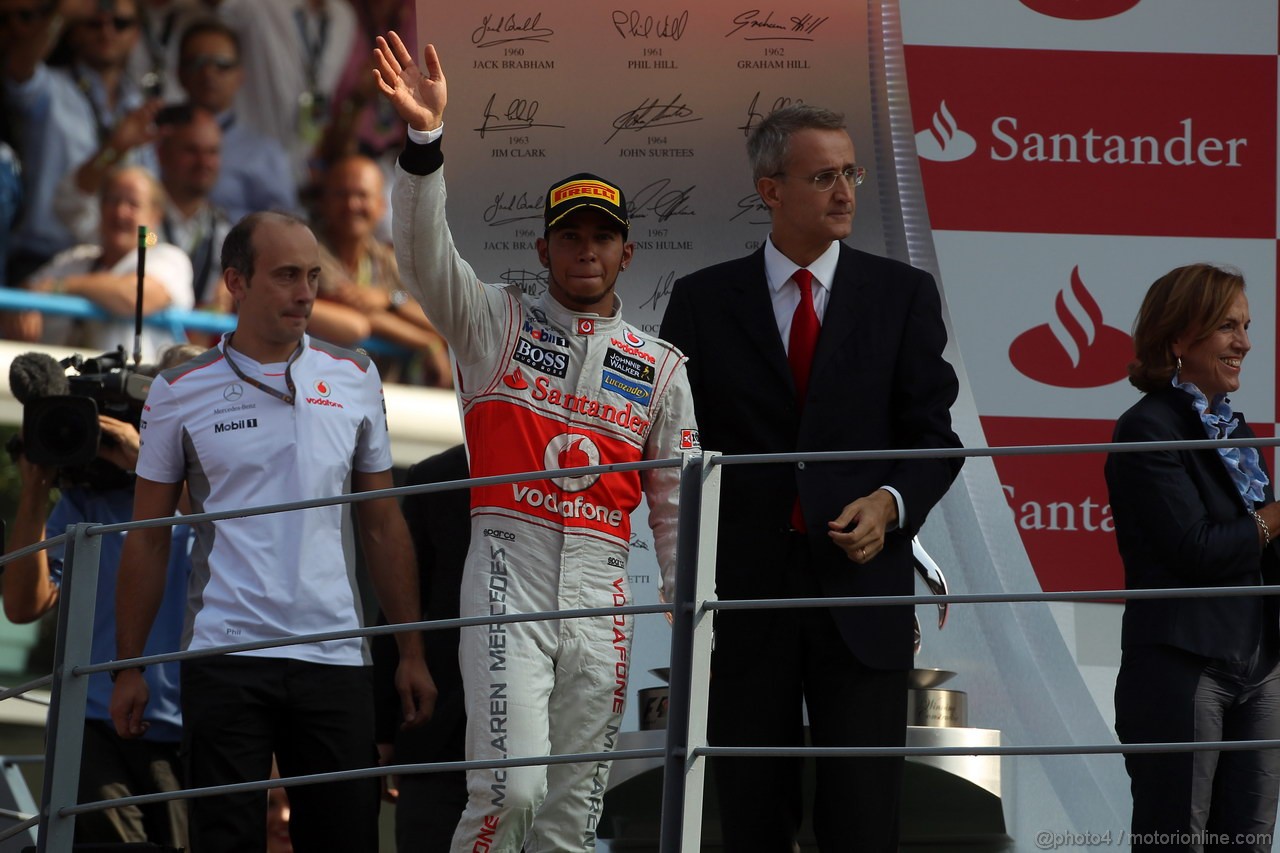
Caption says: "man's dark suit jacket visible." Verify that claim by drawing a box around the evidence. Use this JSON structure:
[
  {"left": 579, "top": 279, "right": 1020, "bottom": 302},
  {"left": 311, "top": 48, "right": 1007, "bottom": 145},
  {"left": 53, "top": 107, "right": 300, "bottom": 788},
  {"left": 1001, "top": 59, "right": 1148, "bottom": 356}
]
[
  {"left": 1105, "top": 387, "right": 1280, "bottom": 661},
  {"left": 660, "top": 243, "right": 963, "bottom": 671}
]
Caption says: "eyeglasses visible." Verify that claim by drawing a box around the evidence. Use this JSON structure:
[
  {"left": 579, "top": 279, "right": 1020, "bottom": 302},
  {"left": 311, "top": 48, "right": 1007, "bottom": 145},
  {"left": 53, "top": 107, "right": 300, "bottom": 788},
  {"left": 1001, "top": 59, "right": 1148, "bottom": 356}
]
[
  {"left": 85, "top": 14, "right": 137, "bottom": 31},
  {"left": 773, "top": 165, "right": 867, "bottom": 192},
  {"left": 182, "top": 54, "right": 239, "bottom": 73}
]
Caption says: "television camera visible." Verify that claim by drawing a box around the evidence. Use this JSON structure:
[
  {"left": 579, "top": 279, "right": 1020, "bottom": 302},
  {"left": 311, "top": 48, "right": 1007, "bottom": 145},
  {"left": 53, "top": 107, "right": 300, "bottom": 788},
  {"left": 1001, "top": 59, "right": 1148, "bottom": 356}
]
[{"left": 6, "top": 347, "right": 154, "bottom": 489}]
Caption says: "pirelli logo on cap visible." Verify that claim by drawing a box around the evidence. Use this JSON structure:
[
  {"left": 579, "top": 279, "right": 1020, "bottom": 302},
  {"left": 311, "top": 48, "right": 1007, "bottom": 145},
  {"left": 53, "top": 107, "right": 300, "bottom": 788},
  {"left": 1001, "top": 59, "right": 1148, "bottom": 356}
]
[{"left": 552, "top": 180, "right": 619, "bottom": 206}]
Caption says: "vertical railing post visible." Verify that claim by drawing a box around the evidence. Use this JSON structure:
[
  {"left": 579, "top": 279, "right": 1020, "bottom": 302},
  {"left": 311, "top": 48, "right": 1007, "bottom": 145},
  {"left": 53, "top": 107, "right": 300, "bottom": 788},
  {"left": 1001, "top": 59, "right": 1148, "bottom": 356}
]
[
  {"left": 38, "top": 523, "right": 101, "bottom": 852},
  {"left": 659, "top": 451, "right": 721, "bottom": 851}
]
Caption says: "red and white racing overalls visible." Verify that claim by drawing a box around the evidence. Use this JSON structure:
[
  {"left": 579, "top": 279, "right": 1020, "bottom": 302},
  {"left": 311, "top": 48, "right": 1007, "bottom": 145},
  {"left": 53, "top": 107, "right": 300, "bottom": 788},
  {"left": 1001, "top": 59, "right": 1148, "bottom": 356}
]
[{"left": 393, "top": 139, "right": 698, "bottom": 852}]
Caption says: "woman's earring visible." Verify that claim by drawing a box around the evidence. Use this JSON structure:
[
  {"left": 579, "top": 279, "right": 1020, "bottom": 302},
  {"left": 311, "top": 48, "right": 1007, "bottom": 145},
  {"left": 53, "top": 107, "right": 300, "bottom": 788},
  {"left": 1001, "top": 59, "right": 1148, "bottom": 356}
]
[{"left": 1174, "top": 355, "right": 1182, "bottom": 381}]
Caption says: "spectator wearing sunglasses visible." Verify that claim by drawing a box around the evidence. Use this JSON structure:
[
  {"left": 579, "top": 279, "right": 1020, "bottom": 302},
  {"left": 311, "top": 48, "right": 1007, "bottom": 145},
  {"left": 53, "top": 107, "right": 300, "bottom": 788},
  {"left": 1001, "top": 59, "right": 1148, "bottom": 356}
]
[
  {"left": 175, "top": 16, "right": 297, "bottom": 223},
  {"left": 124, "top": 0, "right": 209, "bottom": 103},
  {"left": 2, "top": 0, "right": 160, "bottom": 284}
]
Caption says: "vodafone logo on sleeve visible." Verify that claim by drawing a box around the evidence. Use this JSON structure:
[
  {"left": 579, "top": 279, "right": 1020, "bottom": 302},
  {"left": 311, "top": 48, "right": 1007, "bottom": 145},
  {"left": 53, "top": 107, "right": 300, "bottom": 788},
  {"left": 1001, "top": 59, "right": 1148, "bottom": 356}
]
[
  {"left": 1008, "top": 266, "right": 1131, "bottom": 388},
  {"left": 903, "top": 46, "right": 1276, "bottom": 237}
]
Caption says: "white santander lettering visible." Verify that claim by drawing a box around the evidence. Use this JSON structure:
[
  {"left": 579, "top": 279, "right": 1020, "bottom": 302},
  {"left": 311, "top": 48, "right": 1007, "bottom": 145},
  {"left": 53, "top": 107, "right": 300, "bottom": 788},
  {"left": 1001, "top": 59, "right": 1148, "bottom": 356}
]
[
  {"left": 1001, "top": 484, "right": 1114, "bottom": 532},
  {"left": 990, "top": 116, "right": 1245, "bottom": 167}
]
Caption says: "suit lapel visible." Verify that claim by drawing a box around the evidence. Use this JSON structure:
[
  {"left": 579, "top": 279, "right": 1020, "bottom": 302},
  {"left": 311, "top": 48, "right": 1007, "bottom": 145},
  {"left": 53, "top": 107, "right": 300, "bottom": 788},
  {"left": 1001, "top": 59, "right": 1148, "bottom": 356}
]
[
  {"left": 810, "top": 244, "right": 864, "bottom": 386},
  {"left": 727, "top": 250, "right": 794, "bottom": 392}
]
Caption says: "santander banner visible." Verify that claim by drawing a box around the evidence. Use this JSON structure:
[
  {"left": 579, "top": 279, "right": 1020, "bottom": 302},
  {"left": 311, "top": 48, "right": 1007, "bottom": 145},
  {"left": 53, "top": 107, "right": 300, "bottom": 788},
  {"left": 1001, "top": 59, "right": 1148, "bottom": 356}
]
[
  {"left": 906, "top": 47, "right": 1275, "bottom": 238},
  {"left": 901, "top": 2, "right": 1278, "bottom": 592}
]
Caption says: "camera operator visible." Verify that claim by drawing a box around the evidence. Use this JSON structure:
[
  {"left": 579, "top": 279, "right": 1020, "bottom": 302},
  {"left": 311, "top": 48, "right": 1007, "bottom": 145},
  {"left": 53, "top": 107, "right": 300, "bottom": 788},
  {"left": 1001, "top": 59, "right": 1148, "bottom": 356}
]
[{"left": 2, "top": 342, "right": 202, "bottom": 848}]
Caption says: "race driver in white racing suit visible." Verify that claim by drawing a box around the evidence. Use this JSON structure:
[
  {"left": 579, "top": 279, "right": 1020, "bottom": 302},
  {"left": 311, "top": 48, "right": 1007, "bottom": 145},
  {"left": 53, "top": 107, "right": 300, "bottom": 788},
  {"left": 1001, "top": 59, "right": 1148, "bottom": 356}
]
[{"left": 375, "top": 32, "right": 699, "bottom": 852}]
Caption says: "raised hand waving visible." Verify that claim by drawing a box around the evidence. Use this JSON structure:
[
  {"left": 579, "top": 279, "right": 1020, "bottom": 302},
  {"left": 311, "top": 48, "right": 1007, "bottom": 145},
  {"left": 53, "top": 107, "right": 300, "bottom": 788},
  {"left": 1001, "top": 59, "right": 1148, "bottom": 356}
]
[{"left": 372, "top": 31, "right": 447, "bottom": 133}]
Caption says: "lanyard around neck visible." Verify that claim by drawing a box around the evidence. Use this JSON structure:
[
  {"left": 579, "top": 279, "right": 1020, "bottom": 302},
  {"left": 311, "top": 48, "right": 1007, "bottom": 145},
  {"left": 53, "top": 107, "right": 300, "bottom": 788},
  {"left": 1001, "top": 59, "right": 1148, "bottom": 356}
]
[
  {"left": 223, "top": 334, "right": 302, "bottom": 405},
  {"left": 71, "top": 65, "right": 113, "bottom": 144},
  {"left": 293, "top": 6, "right": 331, "bottom": 93}
]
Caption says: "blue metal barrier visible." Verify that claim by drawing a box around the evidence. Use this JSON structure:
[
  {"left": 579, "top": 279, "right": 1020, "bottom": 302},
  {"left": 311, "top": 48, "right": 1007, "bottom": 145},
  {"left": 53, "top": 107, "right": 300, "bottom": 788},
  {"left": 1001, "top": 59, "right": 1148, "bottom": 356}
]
[{"left": 0, "top": 289, "right": 406, "bottom": 357}]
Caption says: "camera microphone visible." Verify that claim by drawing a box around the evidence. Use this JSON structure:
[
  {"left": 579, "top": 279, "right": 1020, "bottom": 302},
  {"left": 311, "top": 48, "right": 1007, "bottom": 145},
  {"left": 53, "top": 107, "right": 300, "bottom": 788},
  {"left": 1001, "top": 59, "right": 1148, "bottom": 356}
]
[
  {"left": 9, "top": 352, "right": 69, "bottom": 405},
  {"left": 134, "top": 225, "right": 151, "bottom": 366}
]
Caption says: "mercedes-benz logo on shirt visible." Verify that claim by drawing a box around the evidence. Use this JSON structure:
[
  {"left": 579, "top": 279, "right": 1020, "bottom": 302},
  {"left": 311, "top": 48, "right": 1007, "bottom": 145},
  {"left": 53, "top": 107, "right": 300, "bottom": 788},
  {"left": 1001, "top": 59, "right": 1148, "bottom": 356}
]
[{"left": 223, "top": 383, "right": 244, "bottom": 402}]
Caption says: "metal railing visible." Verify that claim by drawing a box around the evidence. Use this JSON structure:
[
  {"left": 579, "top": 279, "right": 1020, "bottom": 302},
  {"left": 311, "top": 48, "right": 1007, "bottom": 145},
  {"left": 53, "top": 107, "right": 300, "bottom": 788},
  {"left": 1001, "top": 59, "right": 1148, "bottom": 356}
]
[{"left": 4, "top": 435, "right": 1280, "bottom": 851}]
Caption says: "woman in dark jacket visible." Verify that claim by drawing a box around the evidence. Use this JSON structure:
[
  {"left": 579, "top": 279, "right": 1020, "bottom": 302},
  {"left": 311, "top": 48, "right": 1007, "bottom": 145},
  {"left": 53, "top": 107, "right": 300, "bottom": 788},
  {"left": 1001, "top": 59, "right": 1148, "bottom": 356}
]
[{"left": 1106, "top": 263, "right": 1280, "bottom": 851}]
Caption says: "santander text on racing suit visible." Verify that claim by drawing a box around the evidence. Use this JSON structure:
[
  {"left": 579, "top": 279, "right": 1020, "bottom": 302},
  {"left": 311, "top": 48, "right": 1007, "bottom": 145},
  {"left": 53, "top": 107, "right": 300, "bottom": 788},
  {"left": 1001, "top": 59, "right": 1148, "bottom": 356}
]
[{"left": 391, "top": 132, "right": 698, "bottom": 852}]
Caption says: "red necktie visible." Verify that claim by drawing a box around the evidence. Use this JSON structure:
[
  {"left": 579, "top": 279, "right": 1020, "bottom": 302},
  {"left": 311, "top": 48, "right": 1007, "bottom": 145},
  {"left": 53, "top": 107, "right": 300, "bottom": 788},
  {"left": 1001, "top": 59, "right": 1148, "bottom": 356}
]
[
  {"left": 788, "top": 269, "right": 820, "bottom": 531},
  {"left": 788, "top": 269, "right": 820, "bottom": 404}
]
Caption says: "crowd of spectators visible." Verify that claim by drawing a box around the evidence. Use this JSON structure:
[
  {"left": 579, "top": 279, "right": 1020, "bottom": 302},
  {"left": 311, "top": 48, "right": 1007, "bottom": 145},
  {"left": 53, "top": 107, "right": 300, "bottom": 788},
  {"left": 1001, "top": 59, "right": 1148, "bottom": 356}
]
[{"left": 0, "top": 0, "right": 446, "bottom": 385}]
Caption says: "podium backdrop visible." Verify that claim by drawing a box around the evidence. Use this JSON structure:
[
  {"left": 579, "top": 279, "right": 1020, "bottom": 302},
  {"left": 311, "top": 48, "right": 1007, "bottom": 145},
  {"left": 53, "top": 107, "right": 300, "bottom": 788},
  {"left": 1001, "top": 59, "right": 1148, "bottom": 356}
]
[{"left": 413, "top": 1, "right": 1279, "bottom": 845}]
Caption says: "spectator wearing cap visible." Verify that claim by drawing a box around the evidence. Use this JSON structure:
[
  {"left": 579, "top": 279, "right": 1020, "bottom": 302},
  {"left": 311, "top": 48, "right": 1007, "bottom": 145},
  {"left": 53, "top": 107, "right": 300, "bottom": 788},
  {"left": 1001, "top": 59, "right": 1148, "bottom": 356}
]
[{"left": 175, "top": 16, "right": 297, "bottom": 222}]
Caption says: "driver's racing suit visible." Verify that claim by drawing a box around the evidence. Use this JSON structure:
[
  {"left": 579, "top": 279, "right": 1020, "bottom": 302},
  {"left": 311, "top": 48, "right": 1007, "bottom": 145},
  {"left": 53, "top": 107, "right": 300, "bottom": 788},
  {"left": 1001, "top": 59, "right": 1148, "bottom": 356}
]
[{"left": 392, "top": 134, "right": 698, "bottom": 852}]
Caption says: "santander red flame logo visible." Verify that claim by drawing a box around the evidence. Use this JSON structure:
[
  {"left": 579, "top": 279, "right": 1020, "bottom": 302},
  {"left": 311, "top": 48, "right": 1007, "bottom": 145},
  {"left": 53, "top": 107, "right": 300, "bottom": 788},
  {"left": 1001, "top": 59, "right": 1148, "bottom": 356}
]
[
  {"left": 1019, "top": 0, "right": 1140, "bottom": 20},
  {"left": 544, "top": 433, "right": 601, "bottom": 492},
  {"left": 503, "top": 366, "right": 529, "bottom": 390},
  {"left": 915, "top": 100, "right": 976, "bottom": 163},
  {"left": 1008, "top": 266, "right": 1131, "bottom": 388}
]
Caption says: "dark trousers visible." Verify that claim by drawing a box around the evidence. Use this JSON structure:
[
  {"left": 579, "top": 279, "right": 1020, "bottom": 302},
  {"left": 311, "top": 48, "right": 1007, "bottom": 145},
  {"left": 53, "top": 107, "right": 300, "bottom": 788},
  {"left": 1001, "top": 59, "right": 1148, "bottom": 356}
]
[
  {"left": 1116, "top": 643, "right": 1280, "bottom": 852},
  {"left": 75, "top": 721, "right": 186, "bottom": 847},
  {"left": 392, "top": 695, "right": 467, "bottom": 853},
  {"left": 708, "top": 536, "right": 908, "bottom": 853},
  {"left": 180, "top": 656, "right": 380, "bottom": 853},
  {"left": 394, "top": 771, "right": 467, "bottom": 853}
]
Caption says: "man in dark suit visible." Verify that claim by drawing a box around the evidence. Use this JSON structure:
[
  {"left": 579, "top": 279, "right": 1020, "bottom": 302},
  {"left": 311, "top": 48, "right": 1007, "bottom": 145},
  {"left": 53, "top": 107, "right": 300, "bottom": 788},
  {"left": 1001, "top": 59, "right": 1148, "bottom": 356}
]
[
  {"left": 373, "top": 444, "right": 470, "bottom": 852},
  {"left": 660, "top": 104, "right": 963, "bottom": 852}
]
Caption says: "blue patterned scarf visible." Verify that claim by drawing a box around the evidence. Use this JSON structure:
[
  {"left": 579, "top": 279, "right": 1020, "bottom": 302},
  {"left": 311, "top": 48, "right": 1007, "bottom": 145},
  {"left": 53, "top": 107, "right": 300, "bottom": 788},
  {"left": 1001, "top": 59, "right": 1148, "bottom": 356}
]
[{"left": 1174, "top": 377, "right": 1268, "bottom": 507}]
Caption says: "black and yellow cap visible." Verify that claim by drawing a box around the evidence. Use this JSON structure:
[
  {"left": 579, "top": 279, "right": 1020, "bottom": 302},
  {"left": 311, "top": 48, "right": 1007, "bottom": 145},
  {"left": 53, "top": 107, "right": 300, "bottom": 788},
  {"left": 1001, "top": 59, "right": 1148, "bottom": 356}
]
[{"left": 544, "top": 173, "right": 629, "bottom": 236}]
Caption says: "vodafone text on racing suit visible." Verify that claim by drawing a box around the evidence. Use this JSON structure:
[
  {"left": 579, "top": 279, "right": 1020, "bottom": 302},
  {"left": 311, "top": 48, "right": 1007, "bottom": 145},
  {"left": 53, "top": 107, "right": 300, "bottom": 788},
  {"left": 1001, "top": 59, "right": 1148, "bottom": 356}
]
[{"left": 391, "top": 136, "right": 698, "bottom": 851}]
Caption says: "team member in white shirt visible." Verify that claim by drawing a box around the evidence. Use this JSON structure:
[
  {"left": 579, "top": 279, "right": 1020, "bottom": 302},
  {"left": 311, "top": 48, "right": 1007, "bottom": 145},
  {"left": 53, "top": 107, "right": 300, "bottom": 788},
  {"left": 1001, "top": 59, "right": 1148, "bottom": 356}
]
[{"left": 110, "top": 210, "right": 435, "bottom": 853}]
